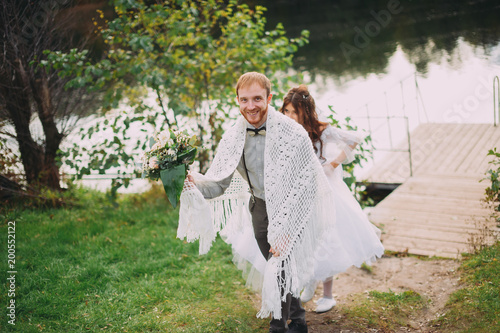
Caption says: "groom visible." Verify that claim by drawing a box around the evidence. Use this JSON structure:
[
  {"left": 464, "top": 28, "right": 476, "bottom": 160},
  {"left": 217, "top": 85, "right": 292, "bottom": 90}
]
[{"left": 183, "top": 72, "right": 335, "bottom": 333}]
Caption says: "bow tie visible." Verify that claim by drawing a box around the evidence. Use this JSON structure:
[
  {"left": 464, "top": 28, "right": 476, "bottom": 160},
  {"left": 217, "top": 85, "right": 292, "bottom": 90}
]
[{"left": 246, "top": 126, "right": 266, "bottom": 136}]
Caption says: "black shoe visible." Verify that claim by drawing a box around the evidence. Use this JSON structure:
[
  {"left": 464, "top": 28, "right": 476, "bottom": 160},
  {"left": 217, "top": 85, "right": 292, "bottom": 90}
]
[
  {"left": 269, "top": 328, "right": 286, "bottom": 333},
  {"left": 289, "top": 319, "right": 308, "bottom": 333}
]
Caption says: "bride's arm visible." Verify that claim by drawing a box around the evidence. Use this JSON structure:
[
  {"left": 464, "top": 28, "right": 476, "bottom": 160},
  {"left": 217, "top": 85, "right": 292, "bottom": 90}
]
[
  {"left": 187, "top": 171, "right": 233, "bottom": 199},
  {"left": 322, "top": 126, "right": 363, "bottom": 169}
]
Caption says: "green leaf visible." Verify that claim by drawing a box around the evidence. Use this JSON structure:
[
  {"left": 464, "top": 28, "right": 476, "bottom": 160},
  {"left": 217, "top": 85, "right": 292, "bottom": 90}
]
[
  {"left": 149, "top": 136, "right": 156, "bottom": 149},
  {"left": 160, "top": 164, "right": 186, "bottom": 209},
  {"left": 177, "top": 147, "right": 197, "bottom": 165}
]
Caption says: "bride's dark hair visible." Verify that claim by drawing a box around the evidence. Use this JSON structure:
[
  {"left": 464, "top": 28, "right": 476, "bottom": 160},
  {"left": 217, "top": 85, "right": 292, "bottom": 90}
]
[{"left": 280, "top": 84, "right": 328, "bottom": 157}]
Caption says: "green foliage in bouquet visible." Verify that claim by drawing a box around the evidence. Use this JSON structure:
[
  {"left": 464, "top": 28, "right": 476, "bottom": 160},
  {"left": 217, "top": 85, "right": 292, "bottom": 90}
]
[{"left": 142, "top": 129, "right": 198, "bottom": 208}]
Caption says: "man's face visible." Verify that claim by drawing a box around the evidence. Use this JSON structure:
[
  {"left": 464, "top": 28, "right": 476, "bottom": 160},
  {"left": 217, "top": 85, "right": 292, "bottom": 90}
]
[{"left": 237, "top": 83, "right": 272, "bottom": 128}]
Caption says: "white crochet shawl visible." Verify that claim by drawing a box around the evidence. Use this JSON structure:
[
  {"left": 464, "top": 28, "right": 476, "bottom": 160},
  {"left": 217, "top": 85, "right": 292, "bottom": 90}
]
[{"left": 178, "top": 107, "right": 336, "bottom": 319}]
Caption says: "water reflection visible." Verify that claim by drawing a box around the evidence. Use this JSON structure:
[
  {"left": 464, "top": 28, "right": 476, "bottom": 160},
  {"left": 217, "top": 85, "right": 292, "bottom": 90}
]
[
  {"left": 252, "top": 0, "right": 500, "bottom": 79},
  {"left": 246, "top": 0, "right": 500, "bottom": 180}
]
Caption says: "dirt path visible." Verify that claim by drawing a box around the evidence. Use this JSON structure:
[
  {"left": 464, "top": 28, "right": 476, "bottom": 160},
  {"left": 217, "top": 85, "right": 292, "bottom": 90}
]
[
  {"left": 248, "top": 256, "right": 462, "bottom": 332},
  {"left": 302, "top": 256, "right": 462, "bottom": 332}
]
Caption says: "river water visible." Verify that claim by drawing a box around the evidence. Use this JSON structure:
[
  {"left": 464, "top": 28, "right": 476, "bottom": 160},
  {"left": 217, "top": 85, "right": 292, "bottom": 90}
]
[
  {"left": 257, "top": 0, "right": 500, "bottom": 124},
  {"left": 250, "top": 0, "right": 500, "bottom": 178}
]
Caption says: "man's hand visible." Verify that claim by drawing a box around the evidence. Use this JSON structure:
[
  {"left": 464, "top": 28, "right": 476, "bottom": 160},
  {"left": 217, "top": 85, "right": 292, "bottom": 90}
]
[
  {"left": 270, "top": 233, "right": 292, "bottom": 257},
  {"left": 186, "top": 171, "right": 195, "bottom": 184},
  {"left": 269, "top": 246, "right": 280, "bottom": 257}
]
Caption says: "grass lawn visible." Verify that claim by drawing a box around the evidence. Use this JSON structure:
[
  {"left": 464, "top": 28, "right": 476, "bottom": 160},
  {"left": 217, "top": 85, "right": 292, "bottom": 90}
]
[
  {"left": 338, "top": 289, "right": 428, "bottom": 332},
  {"left": 0, "top": 186, "right": 268, "bottom": 332},
  {"left": 432, "top": 242, "right": 500, "bottom": 332}
]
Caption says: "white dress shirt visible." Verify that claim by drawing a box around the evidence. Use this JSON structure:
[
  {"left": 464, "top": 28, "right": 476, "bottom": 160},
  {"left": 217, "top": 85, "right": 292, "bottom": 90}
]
[{"left": 196, "top": 120, "right": 266, "bottom": 200}]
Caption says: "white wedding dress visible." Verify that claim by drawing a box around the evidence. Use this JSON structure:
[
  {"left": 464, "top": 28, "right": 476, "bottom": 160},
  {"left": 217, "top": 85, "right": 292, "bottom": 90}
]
[{"left": 311, "top": 125, "right": 384, "bottom": 281}]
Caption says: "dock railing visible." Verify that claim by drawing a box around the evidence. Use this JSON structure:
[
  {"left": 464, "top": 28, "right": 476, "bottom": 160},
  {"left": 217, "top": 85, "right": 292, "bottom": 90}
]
[
  {"left": 347, "top": 72, "right": 425, "bottom": 179},
  {"left": 352, "top": 115, "right": 413, "bottom": 178},
  {"left": 494, "top": 76, "right": 499, "bottom": 127}
]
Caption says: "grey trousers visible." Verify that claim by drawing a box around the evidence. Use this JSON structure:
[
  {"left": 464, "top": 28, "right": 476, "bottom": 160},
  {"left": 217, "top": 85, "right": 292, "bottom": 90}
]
[{"left": 250, "top": 197, "right": 306, "bottom": 331}]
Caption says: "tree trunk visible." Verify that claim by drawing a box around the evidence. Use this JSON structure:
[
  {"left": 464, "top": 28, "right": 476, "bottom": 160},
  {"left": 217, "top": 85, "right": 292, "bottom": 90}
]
[
  {"left": 2, "top": 58, "right": 41, "bottom": 183},
  {"left": 32, "top": 73, "right": 63, "bottom": 190},
  {"left": 0, "top": 0, "right": 105, "bottom": 192},
  {"left": 2, "top": 58, "right": 62, "bottom": 190}
]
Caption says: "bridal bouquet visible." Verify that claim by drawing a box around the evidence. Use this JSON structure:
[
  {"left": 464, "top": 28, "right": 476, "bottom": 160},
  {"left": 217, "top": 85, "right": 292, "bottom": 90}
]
[{"left": 142, "top": 129, "right": 198, "bottom": 208}]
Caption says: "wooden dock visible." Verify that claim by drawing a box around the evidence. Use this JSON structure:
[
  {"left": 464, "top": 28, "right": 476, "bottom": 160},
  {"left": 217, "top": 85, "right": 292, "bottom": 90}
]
[{"left": 364, "top": 123, "right": 500, "bottom": 258}]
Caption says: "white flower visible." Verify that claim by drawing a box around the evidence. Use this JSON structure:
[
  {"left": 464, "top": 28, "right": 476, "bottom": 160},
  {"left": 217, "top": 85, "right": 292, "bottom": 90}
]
[
  {"left": 143, "top": 128, "right": 198, "bottom": 178},
  {"left": 149, "top": 156, "right": 159, "bottom": 169},
  {"left": 151, "top": 141, "right": 162, "bottom": 152},
  {"left": 158, "top": 131, "right": 170, "bottom": 143}
]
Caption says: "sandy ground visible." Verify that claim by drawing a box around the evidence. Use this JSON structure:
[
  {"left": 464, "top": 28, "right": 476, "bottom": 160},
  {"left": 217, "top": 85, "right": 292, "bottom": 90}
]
[
  {"left": 303, "top": 256, "right": 462, "bottom": 332},
  {"left": 251, "top": 255, "right": 462, "bottom": 332}
]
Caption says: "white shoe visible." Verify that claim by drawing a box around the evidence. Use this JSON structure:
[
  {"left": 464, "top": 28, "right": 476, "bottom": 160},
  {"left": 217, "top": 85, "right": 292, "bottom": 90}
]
[
  {"left": 300, "top": 282, "right": 317, "bottom": 302},
  {"left": 315, "top": 297, "right": 336, "bottom": 313}
]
